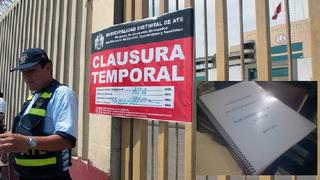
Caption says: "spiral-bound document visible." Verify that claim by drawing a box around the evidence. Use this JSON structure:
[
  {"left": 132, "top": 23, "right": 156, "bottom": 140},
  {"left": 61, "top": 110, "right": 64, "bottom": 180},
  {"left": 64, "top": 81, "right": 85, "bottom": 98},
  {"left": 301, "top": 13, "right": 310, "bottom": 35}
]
[{"left": 198, "top": 81, "right": 316, "bottom": 175}]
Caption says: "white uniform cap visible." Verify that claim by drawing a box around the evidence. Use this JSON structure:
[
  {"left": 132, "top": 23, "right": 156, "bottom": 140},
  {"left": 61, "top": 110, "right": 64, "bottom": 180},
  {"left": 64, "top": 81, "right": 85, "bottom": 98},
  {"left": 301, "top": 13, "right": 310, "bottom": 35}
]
[{"left": 0, "top": 97, "right": 6, "bottom": 113}]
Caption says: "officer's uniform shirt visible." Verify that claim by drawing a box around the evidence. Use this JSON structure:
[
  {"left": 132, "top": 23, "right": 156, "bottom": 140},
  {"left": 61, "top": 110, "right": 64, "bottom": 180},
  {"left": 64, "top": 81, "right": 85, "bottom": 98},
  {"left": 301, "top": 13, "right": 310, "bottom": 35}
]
[
  {"left": 0, "top": 97, "right": 6, "bottom": 114},
  {"left": 23, "top": 86, "right": 78, "bottom": 171}
]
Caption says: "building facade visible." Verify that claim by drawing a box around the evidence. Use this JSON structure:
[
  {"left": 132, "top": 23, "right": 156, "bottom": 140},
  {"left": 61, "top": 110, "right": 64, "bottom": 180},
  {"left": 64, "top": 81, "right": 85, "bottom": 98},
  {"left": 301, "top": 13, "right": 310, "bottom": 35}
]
[{"left": 196, "top": 19, "right": 312, "bottom": 81}]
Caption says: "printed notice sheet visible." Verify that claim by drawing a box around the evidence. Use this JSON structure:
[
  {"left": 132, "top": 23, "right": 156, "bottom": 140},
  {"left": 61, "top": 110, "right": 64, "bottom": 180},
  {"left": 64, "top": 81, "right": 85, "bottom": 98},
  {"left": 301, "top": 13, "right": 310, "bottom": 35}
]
[
  {"left": 199, "top": 81, "right": 316, "bottom": 174},
  {"left": 95, "top": 86, "right": 174, "bottom": 108}
]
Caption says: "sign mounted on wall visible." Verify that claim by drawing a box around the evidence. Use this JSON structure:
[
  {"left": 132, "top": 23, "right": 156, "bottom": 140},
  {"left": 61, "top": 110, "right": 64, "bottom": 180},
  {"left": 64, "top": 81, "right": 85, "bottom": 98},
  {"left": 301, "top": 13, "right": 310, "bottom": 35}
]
[
  {"left": 276, "top": 34, "right": 287, "bottom": 44},
  {"left": 90, "top": 8, "right": 194, "bottom": 123}
]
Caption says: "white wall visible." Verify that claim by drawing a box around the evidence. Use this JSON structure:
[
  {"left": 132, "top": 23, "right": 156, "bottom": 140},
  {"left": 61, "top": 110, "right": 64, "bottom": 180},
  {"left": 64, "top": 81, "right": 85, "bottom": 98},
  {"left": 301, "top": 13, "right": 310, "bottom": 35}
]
[
  {"left": 208, "top": 66, "right": 241, "bottom": 81},
  {"left": 297, "top": 58, "right": 312, "bottom": 81}
]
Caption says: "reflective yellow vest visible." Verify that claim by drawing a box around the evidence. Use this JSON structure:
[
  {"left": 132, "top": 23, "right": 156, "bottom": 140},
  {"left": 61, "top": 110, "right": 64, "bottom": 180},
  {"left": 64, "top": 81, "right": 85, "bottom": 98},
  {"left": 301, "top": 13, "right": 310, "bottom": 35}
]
[{"left": 12, "top": 80, "right": 68, "bottom": 178}]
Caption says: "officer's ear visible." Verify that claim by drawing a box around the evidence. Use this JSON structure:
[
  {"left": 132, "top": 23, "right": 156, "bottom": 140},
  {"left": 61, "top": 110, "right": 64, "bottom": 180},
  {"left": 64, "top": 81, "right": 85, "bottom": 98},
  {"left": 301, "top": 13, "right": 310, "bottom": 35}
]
[{"left": 44, "top": 62, "right": 53, "bottom": 75}]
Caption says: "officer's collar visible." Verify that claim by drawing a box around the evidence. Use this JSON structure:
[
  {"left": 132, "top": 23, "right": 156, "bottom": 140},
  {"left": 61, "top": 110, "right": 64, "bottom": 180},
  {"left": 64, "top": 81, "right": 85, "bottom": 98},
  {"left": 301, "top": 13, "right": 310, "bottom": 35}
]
[{"left": 34, "top": 79, "right": 58, "bottom": 94}]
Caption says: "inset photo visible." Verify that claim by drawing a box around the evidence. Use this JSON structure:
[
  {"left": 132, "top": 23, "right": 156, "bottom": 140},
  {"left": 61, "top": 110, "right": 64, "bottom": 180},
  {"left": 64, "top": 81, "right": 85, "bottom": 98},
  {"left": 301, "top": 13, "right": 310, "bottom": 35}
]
[{"left": 196, "top": 81, "right": 317, "bottom": 175}]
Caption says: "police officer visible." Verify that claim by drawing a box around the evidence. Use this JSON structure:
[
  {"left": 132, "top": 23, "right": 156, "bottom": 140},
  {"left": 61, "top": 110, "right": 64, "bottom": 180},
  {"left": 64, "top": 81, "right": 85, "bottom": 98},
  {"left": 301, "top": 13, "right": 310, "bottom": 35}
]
[
  {"left": 0, "top": 92, "right": 6, "bottom": 133},
  {"left": 0, "top": 92, "right": 8, "bottom": 176},
  {"left": 0, "top": 48, "right": 78, "bottom": 180}
]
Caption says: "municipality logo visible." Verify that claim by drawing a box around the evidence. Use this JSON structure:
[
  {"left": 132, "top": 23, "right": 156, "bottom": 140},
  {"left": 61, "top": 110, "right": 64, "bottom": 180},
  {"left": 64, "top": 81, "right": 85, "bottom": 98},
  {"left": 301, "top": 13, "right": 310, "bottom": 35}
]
[{"left": 95, "top": 33, "right": 104, "bottom": 50}]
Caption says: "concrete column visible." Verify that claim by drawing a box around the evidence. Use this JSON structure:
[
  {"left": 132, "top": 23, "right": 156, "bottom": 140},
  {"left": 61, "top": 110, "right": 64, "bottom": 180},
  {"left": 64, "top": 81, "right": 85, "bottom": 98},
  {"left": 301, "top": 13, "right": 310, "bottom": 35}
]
[
  {"left": 308, "top": 0, "right": 320, "bottom": 176},
  {"left": 215, "top": 0, "right": 229, "bottom": 80},
  {"left": 255, "top": 0, "right": 271, "bottom": 80},
  {"left": 184, "top": 1, "right": 196, "bottom": 180}
]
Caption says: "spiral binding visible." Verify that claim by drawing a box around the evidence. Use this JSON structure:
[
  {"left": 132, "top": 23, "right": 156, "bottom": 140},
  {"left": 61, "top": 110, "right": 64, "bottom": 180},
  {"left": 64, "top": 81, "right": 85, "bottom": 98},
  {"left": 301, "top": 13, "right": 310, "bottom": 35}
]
[
  {"left": 215, "top": 123, "right": 256, "bottom": 174},
  {"left": 198, "top": 99, "right": 257, "bottom": 175}
]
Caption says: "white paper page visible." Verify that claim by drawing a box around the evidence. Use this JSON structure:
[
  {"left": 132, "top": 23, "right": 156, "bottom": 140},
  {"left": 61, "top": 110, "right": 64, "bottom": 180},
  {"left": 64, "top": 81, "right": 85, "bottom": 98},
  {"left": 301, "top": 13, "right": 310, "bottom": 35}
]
[{"left": 199, "top": 81, "right": 316, "bottom": 174}]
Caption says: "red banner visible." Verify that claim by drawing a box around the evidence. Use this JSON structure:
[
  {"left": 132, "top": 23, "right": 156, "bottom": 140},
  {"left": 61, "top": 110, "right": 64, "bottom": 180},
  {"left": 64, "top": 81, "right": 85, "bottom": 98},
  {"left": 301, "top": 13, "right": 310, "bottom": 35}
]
[{"left": 90, "top": 9, "right": 194, "bottom": 123}]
